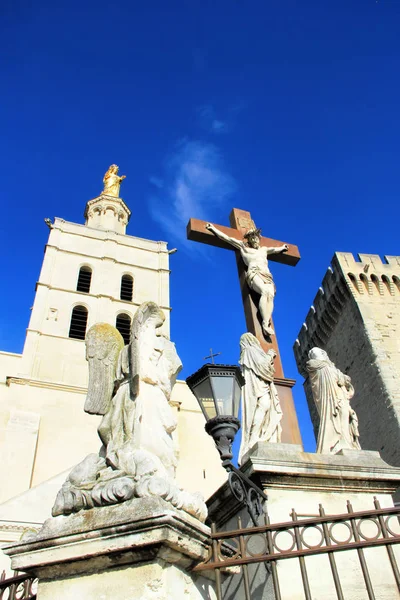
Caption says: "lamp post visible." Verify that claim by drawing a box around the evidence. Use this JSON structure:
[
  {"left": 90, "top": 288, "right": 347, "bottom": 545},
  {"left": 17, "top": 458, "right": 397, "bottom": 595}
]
[{"left": 186, "top": 364, "right": 268, "bottom": 526}]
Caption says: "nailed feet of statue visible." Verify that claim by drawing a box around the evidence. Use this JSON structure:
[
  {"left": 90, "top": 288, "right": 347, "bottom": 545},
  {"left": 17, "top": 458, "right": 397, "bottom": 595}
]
[{"left": 262, "top": 322, "right": 275, "bottom": 339}]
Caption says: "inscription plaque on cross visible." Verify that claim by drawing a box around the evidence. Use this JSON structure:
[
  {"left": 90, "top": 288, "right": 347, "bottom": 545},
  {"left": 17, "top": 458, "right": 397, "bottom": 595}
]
[{"left": 187, "top": 207, "right": 303, "bottom": 445}]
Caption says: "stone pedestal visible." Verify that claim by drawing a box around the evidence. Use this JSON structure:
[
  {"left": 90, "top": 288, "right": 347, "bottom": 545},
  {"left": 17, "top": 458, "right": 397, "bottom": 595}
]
[
  {"left": 208, "top": 444, "right": 400, "bottom": 600},
  {"left": 3, "top": 497, "right": 216, "bottom": 600}
]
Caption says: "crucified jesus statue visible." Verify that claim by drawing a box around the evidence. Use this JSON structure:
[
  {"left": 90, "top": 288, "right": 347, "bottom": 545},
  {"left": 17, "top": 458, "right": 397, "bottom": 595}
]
[{"left": 206, "top": 223, "right": 288, "bottom": 338}]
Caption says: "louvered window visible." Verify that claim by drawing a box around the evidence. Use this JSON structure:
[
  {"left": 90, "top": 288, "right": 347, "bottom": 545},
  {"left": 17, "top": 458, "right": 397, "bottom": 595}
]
[
  {"left": 116, "top": 313, "right": 131, "bottom": 345},
  {"left": 69, "top": 306, "right": 88, "bottom": 340},
  {"left": 120, "top": 274, "right": 133, "bottom": 301},
  {"left": 77, "top": 267, "right": 92, "bottom": 293}
]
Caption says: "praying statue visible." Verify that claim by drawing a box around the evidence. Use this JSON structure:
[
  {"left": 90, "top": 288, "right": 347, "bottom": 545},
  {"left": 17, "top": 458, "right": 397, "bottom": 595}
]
[
  {"left": 52, "top": 302, "right": 206, "bottom": 522},
  {"left": 306, "top": 347, "right": 361, "bottom": 455},
  {"left": 238, "top": 333, "right": 282, "bottom": 465},
  {"left": 206, "top": 222, "right": 288, "bottom": 339},
  {"left": 102, "top": 164, "right": 126, "bottom": 197}
]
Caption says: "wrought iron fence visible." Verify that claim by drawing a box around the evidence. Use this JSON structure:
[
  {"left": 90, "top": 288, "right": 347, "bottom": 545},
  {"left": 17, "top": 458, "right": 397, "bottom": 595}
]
[
  {"left": 193, "top": 497, "right": 400, "bottom": 600},
  {"left": 0, "top": 570, "right": 37, "bottom": 600},
  {"left": 2, "top": 498, "right": 400, "bottom": 599}
]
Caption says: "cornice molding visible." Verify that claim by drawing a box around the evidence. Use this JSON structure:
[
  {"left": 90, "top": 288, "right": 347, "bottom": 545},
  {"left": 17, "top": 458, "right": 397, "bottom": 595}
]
[
  {"left": 0, "top": 523, "right": 41, "bottom": 533},
  {"left": 6, "top": 376, "right": 88, "bottom": 394},
  {"left": 51, "top": 220, "right": 168, "bottom": 254},
  {"left": 44, "top": 245, "right": 171, "bottom": 274},
  {"left": 85, "top": 194, "right": 131, "bottom": 220},
  {"left": 34, "top": 283, "right": 172, "bottom": 311},
  {"left": 6, "top": 376, "right": 184, "bottom": 409}
]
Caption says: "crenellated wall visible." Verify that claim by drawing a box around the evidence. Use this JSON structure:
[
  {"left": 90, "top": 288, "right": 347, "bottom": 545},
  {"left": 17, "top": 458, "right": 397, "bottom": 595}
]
[{"left": 294, "top": 253, "right": 400, "bottom": 470}]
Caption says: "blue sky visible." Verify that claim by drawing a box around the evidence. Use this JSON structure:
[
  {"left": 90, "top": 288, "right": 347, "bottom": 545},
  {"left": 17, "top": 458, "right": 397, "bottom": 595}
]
[{"left": 1, "top": 0, "right": 400, "bottom": 453}]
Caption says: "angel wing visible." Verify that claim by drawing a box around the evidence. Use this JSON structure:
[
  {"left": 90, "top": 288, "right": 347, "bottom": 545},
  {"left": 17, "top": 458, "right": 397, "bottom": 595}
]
[
  {"left": 84, "top": 323, "right": 125, "bottom": 415},
  {"left": 129, "top": 301, "right": 165, "bottom": 398}
]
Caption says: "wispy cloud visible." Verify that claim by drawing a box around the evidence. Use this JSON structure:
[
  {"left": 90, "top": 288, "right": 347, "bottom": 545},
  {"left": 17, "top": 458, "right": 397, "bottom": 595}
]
[
  {"left": 197, "top": 105, "right": 229, "bottom": 134},
  {"left": 149, "top": 175, "right": 164, "bottom": 189},
  {"left": 149, "top": 139, "right": 236, "bottom": 252}
]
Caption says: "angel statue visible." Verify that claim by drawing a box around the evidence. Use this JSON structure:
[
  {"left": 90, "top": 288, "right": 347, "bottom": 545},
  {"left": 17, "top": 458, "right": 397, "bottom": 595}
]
[
  {"left": 306, "top": 347, "right": 361, "bottom": 455},
  {"left": 52, "top": 302, "right": 206, "bottom": 522},
  {"left": 238, "top": 333, "right": 283, "bottom": 465},
  {"left": 102, "top": 164, "right": 126, "bottom": 197}
]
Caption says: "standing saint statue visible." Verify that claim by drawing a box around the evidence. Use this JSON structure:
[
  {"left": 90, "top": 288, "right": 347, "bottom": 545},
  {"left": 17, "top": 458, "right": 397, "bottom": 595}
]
[
  {"left": 238, "top": 333, "right": 282, "bottom": 465},
  {"left": 306, "top": 347, "right": 361, "bottom": 454},
  {"left": 52, "top": 301, "right": 206, "bottom": 522},
  {"left": 102, "top": 164, "right": 126, "bottom": 197},
  {"left": 206, "top": 223, "right": 288, "bottom": 338}
]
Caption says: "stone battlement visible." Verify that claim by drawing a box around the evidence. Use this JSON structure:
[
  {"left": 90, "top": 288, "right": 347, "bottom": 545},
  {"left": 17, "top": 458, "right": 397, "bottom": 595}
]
[
  {"left": 294, "top": 252, "right": 400, "bottom": 375},
  {"left": 335, "top": 252, "right": 400, "bottom": 270}
]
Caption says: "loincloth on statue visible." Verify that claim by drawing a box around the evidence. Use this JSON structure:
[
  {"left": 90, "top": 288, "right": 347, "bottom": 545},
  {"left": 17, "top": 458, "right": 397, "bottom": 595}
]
[{"left": 246, "top": 267, "right": 276, "bottom": 296}]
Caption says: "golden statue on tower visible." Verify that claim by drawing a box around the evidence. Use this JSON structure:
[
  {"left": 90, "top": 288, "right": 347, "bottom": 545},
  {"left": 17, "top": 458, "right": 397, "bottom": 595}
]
[{"left": 102, "top": 164, "right": 126, "bottom": 197}]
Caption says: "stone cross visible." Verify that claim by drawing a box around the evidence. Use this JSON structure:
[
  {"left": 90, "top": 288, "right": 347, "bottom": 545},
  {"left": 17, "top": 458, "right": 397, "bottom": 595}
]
[{"left": 187, "top": 208, "right": 302, "bottom": 444}]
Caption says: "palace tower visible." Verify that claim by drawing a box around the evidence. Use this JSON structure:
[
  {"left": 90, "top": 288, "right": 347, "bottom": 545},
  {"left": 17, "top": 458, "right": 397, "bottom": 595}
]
[{"left": 294, "top": 252, "right": 400, "bottom": 470}]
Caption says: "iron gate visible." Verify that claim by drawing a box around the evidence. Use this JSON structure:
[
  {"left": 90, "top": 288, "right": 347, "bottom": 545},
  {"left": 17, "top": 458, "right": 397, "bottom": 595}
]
[
  {"left": 0, "top": 570, "right": 37, "bottom": 600},
  {"left": 193, "top": 497, "right": 400, "bottom": 600}
]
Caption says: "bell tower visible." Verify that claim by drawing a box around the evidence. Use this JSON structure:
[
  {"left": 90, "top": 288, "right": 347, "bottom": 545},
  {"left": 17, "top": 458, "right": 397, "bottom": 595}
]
[
  {"left": 17, "top": 165, "right": 170, "bottom": 387},
  {"left": 0, "top": 165, "right": 225, "bottom": 533},
  {"left": 0, "top": 165, "right": 172, "bottom": 500}
]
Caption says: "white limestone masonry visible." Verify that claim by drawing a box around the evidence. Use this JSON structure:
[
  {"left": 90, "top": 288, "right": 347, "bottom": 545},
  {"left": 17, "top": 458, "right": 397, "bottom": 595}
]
[{"left": 0, "top": 183, "right": 226, "bottom": 574}]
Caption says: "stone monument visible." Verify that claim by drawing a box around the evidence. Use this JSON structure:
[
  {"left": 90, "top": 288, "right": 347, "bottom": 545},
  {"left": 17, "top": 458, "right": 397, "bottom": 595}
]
[
  {"left": 4, "top": 302, "right": 214, "bottom": 599},
  {"left": 238, "top": 333, "right": 282, "bottom": 464},
  {"left": 306, "top": 347, "right": 360, "bottom": 454},
  {"left": 187, "top": 208, "right": 302, "bottom": 445}
]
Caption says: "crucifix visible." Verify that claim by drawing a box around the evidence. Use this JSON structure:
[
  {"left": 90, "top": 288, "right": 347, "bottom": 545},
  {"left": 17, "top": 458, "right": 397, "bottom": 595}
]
[{"left": 187, "top": 207, "right": 302, "bottom": 445}]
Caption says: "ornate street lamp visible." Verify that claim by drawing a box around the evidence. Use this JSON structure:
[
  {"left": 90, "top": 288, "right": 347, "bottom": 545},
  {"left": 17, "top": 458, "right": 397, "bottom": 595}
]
[
  {"left": 186, "top": 363, "right": 268, "bottom": 525},
  {"left": 186, "top": 364, "right": 243, "bottom": 464}
]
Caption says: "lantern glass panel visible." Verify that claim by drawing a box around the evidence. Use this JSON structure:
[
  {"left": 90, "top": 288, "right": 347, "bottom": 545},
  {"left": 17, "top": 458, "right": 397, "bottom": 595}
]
[
  {"left": 232, "top": 377, "right": 242, "bottom": 419},
  {"left": 193, "top": 377, "right": 216, "bottom": 420},
  {"left": 210, "top": 375, "right": 235, "bottom": 416}
]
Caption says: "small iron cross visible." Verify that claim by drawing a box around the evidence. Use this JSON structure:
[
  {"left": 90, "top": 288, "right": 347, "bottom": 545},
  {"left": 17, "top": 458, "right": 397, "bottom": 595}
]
[{"left": 204, "top": 348, "right": 222, "bottom": 364}]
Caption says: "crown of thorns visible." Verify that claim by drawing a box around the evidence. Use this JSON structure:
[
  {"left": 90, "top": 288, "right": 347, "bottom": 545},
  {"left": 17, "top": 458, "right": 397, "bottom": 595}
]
[{"left": 244, "top": 227, "right": 262, "bottom": 239}]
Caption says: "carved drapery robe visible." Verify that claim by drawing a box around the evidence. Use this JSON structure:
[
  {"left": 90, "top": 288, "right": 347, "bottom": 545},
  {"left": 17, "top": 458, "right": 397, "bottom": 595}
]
[
  {"left": 103, "top": 165, "right": 125, "bottom": 197},
  {"left": 239, "top": 333, "right": 282, "bottom": 464},
  {"left": 306, "top": 351, "right": 360, "bottom": 454}
]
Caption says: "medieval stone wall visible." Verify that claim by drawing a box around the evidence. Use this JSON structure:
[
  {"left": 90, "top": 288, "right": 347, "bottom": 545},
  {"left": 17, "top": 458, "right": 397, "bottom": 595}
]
[{"left": 294, "top": 252, "right": 400, "bottom": 469}]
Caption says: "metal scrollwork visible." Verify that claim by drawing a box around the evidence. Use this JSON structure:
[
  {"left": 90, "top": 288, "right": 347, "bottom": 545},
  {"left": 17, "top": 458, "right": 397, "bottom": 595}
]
[
  {"left": 227, "top": 464, "right": 268, "bottom": 526},
  {"left": 228, "top": 471, "right": 246, "bottom": 503}
]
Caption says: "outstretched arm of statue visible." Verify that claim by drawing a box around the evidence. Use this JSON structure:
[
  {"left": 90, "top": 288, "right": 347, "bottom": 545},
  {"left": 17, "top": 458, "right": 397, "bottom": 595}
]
[
  {"left": 267, "top": 244, "right": 289, "bottom": 255},
  {"left": 205, "top": 223, "right": 243, "bottom": 250}
]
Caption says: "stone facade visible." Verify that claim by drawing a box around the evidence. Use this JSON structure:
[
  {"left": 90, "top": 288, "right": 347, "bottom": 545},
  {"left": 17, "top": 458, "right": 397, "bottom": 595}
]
[
  {"left": 294, "top": 252, "right": 400, "bottom": 469},
  {"left": 0, "top": 187, "right": 226, "bottom": 573}
]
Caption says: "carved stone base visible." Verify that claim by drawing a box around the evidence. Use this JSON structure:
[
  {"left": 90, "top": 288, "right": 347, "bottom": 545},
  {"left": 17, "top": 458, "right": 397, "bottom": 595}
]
[
  {"left": 52, "top": 449, "right": 207, "bottom": 523},
  {"left": 4, "top": 497, "right": 216, "bottom": 600},
  {"left": 207, "top": 443, "right": 400, "bottom": 600}
]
